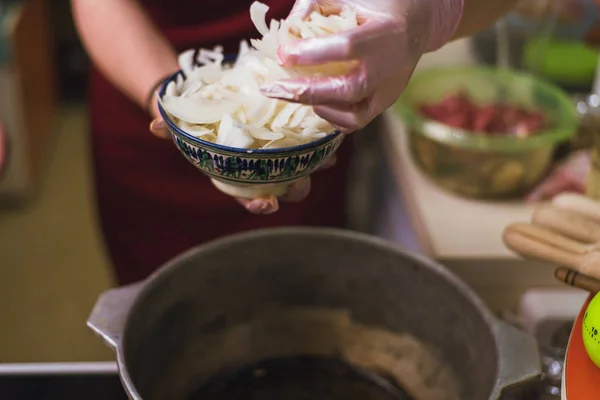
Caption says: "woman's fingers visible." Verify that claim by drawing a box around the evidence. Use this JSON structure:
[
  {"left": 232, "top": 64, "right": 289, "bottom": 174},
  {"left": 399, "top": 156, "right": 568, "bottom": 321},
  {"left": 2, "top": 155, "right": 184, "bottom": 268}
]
[
  {"left": 260, "top": 67, "right": 372, "bottom": 106},
  {"left": 280, "top": 176, "right": 311, "bottom": 203},
  {"left": 313, "top": 102, "right": 372, "bottom": 132},
  {"left": 149, "top": 118, "right": 170, "bottom": 139},
  {"left": 277, "top": 34, "right": 354, "bottom": 66},
  {"left": 236, "top": 196, "right": 280, "bottom": 215},
  {"left": 261, "top": 73, "right": 374, "bottom": 132},
  {"left": 276, "top": 20, "right": 384, "bottom": 66},
  {"left": 317, "top": 154, "right": 337, "bottom": 170},
  {"left": 236, "top": 176, "right": 315, "bottom": 214},
  {"left": 287, "top": 0, "right": 316, "bottom": 19},
  {"left": 307, "top": 72, "right": 408, "bottom": 132}
]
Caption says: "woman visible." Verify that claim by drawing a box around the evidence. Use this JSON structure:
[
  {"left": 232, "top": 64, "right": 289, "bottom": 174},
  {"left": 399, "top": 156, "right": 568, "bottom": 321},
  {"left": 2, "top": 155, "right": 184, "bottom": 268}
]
[{"left": 71, "top": 0, "right": 518, "bottom": 285}]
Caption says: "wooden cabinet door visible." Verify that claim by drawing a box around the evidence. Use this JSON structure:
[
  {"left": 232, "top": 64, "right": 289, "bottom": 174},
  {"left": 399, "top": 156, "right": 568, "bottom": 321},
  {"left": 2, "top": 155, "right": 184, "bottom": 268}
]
[{"left": 10, "top": 0, "right": 57, "bottom": 185}]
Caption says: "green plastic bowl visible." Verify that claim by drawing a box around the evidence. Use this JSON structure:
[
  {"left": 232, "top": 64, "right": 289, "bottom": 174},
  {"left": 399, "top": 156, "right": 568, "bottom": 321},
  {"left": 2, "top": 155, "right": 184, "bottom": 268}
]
[
  {"left": 395, "top": 66, "right": 578, "bottom": 198},
  {"left": 522, "top": 38, "right": 599, "bottom": 88}
]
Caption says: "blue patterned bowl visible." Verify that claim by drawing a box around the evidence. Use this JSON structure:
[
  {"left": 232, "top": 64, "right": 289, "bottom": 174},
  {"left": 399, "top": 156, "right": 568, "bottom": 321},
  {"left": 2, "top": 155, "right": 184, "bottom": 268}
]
[{"left": 157, "top": 61, "right": 344, "bottom": 199}]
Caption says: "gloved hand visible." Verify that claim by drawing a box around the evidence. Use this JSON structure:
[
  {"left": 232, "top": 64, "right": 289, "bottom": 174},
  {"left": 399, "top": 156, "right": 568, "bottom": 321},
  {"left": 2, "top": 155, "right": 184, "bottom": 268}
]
[
  {"left": 260, "top": 0, "right": 464, "bottom": 133},
  {"left": 149, "top": 115, "right": 335, "bottom": 214}
]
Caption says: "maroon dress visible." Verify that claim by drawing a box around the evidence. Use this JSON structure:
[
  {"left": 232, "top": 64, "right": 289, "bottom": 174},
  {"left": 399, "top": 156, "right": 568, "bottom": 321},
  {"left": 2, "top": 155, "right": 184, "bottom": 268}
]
[{"left": 88, "top": 0, "right": 353, "bottom": 285}]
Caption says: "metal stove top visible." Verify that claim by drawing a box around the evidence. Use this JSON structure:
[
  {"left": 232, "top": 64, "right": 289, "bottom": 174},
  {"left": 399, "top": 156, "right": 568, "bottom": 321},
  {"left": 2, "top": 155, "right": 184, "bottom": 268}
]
[{"left": 0, "top": 362, "right": 127, "bottom": 399}]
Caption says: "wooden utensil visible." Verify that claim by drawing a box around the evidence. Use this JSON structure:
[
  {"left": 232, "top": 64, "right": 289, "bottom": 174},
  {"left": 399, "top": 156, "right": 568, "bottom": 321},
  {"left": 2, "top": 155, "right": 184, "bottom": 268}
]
[
  {"left": 503, "top": 223, "right": 584, "bottom": 268},
  {"left": 506, "top": 222, "right": 591, "bottom": 253},
  {"left": 503, "top": 222, "right": 600, "bottom": 279},
  {"left": 555, "top": 266, "right": 600, "bottom": 293},
  {"left": 552, "top": 192, "right": 600, "bottom": 222},
  {"left": 532, "top": 203, "right": 600, "bottom": 244}
]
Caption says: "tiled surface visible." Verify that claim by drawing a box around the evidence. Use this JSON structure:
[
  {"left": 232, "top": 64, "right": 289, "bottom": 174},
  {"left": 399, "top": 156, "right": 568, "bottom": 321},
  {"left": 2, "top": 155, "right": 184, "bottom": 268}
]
[{"left": 0, "top": 106, "right": 115, "bottom": 362}]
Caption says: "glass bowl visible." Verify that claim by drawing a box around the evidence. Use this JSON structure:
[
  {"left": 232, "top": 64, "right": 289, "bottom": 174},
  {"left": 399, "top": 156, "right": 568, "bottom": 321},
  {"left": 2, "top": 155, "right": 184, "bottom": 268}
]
[{"left": 395, "top": 66, "right": 578, "bottom": 199}]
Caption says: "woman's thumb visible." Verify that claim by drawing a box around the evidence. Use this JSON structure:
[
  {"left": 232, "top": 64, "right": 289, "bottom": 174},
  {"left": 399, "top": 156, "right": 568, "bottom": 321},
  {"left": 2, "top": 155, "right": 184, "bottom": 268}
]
[{"left": 149, "top": 118, "right": 170, "bottom": 139}]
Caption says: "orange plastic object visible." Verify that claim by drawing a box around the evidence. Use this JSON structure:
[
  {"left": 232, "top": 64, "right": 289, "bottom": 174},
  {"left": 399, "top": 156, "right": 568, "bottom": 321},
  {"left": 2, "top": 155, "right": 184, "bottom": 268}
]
[{"left": 564, "top": 294, "right": 599, "bottom": 399}]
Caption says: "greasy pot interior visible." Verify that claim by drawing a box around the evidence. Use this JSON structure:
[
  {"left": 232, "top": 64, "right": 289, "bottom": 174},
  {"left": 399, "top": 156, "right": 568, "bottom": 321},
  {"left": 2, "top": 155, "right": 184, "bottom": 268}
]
[{"left": 122, "top": 228, "right": 497, "bottom": 400}]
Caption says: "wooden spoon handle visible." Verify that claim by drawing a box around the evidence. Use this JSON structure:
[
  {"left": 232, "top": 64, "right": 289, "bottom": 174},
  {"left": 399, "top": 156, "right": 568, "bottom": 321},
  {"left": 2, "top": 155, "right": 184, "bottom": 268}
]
[
  {"left": 532, "top": 204, "right": 600, "bottom": 244},
  {"left": 552, "top": 193, "right": 600, "bottom": 222},
  {"left": 505, "top": 222, "right": 591, "bottom": 254},
  {"left": 554, "top": 266, "right": 600, "bottom": 293},
  {"left": 503, "top": 225, "right": 583, "bottom": 268}
]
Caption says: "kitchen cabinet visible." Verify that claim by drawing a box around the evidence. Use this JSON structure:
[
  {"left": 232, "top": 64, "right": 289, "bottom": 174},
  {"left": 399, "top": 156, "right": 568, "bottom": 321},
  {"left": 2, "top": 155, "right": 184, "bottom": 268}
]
[{"left": 0, "top": 0, "right": 57, "bottom": 206}]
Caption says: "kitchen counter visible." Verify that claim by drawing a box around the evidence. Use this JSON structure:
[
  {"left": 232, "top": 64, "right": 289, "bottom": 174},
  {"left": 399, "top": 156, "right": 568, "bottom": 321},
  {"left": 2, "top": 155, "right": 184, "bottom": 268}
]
[{"left": 378, "top": 39, "right": 568, "bottom": 311}]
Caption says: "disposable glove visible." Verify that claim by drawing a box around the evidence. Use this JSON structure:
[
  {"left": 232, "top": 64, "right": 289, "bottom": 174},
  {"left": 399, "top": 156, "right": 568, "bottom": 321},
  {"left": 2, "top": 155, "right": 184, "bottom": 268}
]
[{"left": 260, "top": 0, "right": 464, "bottom": 132}]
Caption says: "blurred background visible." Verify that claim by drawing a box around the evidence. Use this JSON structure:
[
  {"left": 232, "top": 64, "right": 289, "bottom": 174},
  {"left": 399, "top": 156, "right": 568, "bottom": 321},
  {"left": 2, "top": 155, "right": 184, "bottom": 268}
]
[
  {"left": 0, "top": 0, "right": 598, "bottom": 387},
  {"left": 0, "top": 0, "right": 114, "bottom": 362}
]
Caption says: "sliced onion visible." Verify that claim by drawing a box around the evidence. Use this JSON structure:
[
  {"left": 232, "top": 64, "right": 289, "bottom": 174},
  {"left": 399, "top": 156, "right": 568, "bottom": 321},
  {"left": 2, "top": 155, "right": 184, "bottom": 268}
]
[
  {"left": 217, "top": 114, "right": 255, "bottom": 148},
  {"left": 197, "top": 48, "right": 224, "bottom": 66},
  {"left": 309, "top": 12, "right": 339, "bottom": 33},
  {"left": 189, "top": 64, "right": 222, "bottom": 84},
  {"left": 250, "top": 1, "right": 270, "bottom": 36},
  {"left": 178, "top": 121, "right": 215, "bottom": 137},
  {"left": 248, "top": 98, "right": 278, "bottom": 128},
  {"left": 250, "top": 1, "right": 359, "bottom": 78},
  {"left": 302, "top": 127, "right": 327, "bottom": 139},
  {"left": 175, "top": 73, "right": 185, "bottom": 90},
  {"left": 237, "top": 40, "right": 251, "bottom": 60},
  {"left": 340, "top": 7, "right": 359, "bottom": 29},
  {"left": 271, "top": 103, "right": 302, "bottom": 128},
  {"left": 263, "top": 136, "right": 304, "bottom": 149},
  {"left": 249, "top": 127, "right": 284, "bottom": 141},
  {"left": 160, "top": 95, "right": 239, "bottom": 124},
  {"left": 236, "top": 109, "right": 248, "bottom": 124},
  {"left": 165, "top": 81, "right": 178, "bottom": 97},
  {"left": 157, "top": 1, "right": 352, "bottom": 150},
  {"left": 178, "top": 49, "right": 196, "bottom": 76},
  {"left": 288, "top": 105, "right": 310, "bottom": 128},
  {"left": 180, "top": 80, "right": 203, "bottom": 97}
]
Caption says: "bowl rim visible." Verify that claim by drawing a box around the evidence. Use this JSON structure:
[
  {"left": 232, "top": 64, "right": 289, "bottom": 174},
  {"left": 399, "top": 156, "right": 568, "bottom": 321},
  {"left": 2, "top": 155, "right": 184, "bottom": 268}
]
[
  {"left": 395, "top": 65, "right": 579, "bottom": 152},
  {"left": 157, "top": 68, "right": 342, "bottom": 155}
]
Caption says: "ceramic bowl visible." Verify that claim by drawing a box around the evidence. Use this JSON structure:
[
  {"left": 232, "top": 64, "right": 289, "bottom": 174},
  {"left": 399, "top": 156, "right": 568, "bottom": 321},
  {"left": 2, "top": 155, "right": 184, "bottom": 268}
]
[{"left": 157, "top": 59, "right": 344, "bottom": 199}]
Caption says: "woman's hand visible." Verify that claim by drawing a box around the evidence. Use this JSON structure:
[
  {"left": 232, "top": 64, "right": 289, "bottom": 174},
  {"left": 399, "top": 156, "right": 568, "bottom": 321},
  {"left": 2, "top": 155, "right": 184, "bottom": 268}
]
[
  {"left": 260, "top": 0, "right": 464, "bottom": 133},
  {"left": 148, "top": 107, "right": 335, "bottom": 214}
]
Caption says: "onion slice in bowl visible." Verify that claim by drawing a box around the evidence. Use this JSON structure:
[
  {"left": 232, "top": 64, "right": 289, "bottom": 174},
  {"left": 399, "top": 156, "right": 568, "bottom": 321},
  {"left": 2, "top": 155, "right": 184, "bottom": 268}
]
[{"left": 157, "top": 1, "right": 366, "bottom": 150}]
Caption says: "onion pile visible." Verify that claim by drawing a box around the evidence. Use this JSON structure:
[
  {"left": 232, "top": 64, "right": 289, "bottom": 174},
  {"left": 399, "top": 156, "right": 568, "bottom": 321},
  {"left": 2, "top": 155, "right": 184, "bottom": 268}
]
[{"left": 159, "top": 1, "right": 359, "bottom": 150}]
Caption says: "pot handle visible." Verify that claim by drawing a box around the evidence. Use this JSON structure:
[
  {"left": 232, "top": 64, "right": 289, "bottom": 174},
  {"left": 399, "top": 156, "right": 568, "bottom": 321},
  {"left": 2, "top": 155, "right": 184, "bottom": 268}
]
[
  {"left": 87, "top": 282, "right": 145, "bottom": 350},
  {"left": 491, "top": 319, "right": 541, "bottom": 399}
]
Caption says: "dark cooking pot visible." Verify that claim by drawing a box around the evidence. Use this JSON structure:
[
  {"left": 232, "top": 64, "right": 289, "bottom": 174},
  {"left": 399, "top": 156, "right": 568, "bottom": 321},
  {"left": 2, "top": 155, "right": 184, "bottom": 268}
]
[{"left": 88, "top": 228, "right": 540, "bottom": 400}]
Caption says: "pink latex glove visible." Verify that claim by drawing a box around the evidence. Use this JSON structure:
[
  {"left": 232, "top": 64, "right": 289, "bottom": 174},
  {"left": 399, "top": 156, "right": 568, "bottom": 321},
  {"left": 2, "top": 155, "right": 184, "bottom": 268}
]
[
  {"left": 260, "top": 0, "right": 464, "bottom": 133},
  {"left": 525, "top": 150, "right": 591, "bottom": 203}
]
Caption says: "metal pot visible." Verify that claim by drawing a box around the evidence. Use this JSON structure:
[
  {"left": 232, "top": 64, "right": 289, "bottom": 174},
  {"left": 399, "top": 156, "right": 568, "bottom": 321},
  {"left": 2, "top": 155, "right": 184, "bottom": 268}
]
[{"left": 88, "top": 228, "right": 540, "bottom": 400}]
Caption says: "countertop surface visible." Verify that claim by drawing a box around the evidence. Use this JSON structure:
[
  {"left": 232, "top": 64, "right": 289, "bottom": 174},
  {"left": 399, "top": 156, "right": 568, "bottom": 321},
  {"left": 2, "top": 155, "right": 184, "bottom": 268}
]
[
  {"left": 382, "top": 110, "right": 536, "bottom": 261},
  {"left": 380, "top": 38, "right": 557, "bottom": 292},
  {"left": 385, "top": 38, "right": 538, "bottom": 261}
]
